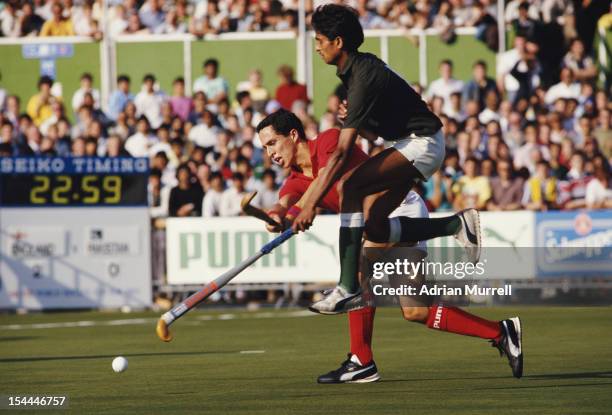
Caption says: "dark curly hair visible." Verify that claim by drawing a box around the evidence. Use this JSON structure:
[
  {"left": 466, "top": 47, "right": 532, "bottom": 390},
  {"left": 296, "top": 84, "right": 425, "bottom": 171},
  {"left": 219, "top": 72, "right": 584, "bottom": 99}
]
[
  {"left": 311, "top": 4, "right": 364, "bottom": 52},
  {"left": 256, "top": 109, "right": 306, "bottom": 141}
]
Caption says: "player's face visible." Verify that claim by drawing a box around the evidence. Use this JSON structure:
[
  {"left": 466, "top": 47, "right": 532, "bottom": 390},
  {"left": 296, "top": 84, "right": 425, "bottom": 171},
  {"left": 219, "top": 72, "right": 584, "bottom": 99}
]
[
  {"left": 315, "top": 33, "right": 342, "bottom": 65},
  {"left": 259, "top": 126, "right": 297, "bottom": 169}
]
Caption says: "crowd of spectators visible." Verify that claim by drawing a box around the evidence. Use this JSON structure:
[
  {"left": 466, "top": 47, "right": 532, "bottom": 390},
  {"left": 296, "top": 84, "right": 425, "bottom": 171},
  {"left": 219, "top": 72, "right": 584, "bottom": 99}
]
[
  {"left": 1, "top": 47, "right": 610, "bottom": 216},
  {"left": 2, "top": 0, "right": 608, "bottom": 44},
  {"left": 0, "top": 1, "right": 611, "bottom": 216}
]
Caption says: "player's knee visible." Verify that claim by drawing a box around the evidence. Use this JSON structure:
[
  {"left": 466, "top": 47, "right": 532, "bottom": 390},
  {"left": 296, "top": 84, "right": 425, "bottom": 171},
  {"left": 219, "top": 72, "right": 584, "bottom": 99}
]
[
  {"left": 364, "top": 218, "right": 388, "bottom": 243},
  {"left": 401, "top": 307, "right": 428, "bottom": 322}
]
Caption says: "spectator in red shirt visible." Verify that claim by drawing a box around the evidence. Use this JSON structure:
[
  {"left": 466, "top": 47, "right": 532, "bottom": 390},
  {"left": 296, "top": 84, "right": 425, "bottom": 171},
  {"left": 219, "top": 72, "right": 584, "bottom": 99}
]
[{"left": 275, "top": 65, "right": 308, "bottom": 111}]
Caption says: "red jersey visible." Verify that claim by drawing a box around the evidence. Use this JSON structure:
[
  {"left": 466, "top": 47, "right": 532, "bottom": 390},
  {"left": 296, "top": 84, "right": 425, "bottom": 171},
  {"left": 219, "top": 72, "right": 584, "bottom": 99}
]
[
  {"left": 275, "top": 82, "right": 308, "bottom": 111},
  {"left": 279, "top": 129, "right": 369, "bottom": 212}
]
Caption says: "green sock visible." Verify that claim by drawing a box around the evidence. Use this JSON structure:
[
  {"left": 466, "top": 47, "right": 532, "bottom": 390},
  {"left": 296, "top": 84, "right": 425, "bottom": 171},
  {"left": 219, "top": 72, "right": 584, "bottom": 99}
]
[
  {"left": 338, "top": 226, "right": 363, "bottom": 293},
  {"left": 399, "top": 216, "right": 461, "bottom": 243}
]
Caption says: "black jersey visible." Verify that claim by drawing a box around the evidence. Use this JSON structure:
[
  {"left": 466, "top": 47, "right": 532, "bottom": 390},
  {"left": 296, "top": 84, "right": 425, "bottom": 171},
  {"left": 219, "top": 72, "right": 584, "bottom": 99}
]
[{"left": 337, "top": 52, "right": 442, "bottom": 140}]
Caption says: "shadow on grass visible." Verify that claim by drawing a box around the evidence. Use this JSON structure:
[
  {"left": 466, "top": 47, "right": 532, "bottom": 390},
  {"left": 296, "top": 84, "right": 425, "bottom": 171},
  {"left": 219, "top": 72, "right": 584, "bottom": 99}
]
[
  {"left": 477, "top": 382, "right": 612, "bottom": 391},
  {"left": 0, "top": 350, "right": 241, "bottom": 363},
  {"left": 0, "top": 336, "right": 40, "bottom": 342},
  {"left": 524, "top": 371, "right": 612, "bottom": 380}
]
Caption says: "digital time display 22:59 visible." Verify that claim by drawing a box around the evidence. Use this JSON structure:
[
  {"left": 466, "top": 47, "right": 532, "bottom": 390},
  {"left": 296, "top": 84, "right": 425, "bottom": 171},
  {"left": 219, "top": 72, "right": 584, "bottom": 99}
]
[{"left": 0, "top": 157, "right": 149, "bottom": 207}]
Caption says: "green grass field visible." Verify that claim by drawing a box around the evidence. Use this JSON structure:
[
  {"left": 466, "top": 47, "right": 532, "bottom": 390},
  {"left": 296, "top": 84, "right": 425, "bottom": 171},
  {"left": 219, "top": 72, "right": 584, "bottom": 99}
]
[{"left": 1, "top": 307, "right": 611, "bottom": 414}]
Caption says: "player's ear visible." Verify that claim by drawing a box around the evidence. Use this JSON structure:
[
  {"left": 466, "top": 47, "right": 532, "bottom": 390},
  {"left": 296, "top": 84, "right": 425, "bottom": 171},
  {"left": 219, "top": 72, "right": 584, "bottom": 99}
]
[
  {"left": 290, "top": 129, "right": 299, "bottom": 143},
  {"left": 335, "top": 36, "right": 343, "bottom": 51}
]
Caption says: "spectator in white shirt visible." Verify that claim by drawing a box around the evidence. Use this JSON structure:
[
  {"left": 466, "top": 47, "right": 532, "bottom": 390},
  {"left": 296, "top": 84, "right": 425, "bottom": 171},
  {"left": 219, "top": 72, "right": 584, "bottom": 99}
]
[
  {"left": 496, "top": 34, "right": 529, "bottom": 103},
  {"left": 545, "top": 67, "right": 581, "bottom": 106},
  {"left": 149, "top": 168, "right": 171, "bottom": 218},
  {"left": 72, "top": 72, "right": 101, "bottom": 115},
  {"left": 202, "top": 172, "right": 225, "bottom": 217},
  {"left": 425, "top": 59, "right": 464, "bottom": 115},
  {"left": 188, "top": 109, "right": 221, "bottom": 149},
  {"left": 252, "top": 169, "right": 279, "bottom": 211},
  {"left": 134, "top": 73, "right": 165, "bottom": 129},
  {"left": 586, "top": 164, "right": 612, "bottom": 209},
  {"left": 125, "top": 115, "right": 159, "bottom": 157},
  {"left": 192, "top": 58, "right": 229, "bottom": 110},
  {"left": 220, "top": 172, "right": 247, "bottom": 217}
]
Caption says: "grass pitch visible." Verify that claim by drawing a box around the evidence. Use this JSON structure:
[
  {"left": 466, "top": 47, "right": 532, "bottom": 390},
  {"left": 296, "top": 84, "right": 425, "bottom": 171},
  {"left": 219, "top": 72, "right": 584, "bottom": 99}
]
[{"left": 1, "top": 307, "right": 611, "bottom": 414}]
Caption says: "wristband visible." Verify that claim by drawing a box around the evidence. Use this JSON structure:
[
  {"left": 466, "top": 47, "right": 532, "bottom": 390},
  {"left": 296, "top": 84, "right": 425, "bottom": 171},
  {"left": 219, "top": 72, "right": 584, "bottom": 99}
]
[{"left": 287, "top": 205, "right": 302, "bottom": 218}]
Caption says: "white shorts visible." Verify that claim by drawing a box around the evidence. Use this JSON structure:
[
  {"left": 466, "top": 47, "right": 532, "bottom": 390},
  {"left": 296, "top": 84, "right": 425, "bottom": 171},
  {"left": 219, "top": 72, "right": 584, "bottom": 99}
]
[
  {"left": 388, "top": 190, "right": 429, "bottom": 252},
  {"left": 391, "top": 130, "right": 445, "bottom": 180}
]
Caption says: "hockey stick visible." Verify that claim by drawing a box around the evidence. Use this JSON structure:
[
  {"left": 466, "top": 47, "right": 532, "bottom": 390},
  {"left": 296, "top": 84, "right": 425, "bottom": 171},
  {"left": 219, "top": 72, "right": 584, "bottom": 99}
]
[
  {"left": 156, "top": 228, "right": 294, "bottom": 342},
  {"left": 240, "top": 191, "right": 282, "bottom": 227}
]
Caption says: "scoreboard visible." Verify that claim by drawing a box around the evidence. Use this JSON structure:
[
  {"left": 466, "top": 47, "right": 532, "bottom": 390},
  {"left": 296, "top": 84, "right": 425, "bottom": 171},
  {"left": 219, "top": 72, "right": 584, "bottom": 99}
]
[
  {"left": 0, "top": 157, "right": 148, "bottom": 207},
  {"left": 0, "top": 157, "right": 152, "bottom": 310}
]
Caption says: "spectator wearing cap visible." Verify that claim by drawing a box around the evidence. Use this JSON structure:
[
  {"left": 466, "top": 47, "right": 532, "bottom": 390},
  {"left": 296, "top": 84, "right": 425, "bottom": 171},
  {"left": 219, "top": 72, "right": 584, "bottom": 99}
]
[
  {"left": 202, "top": 172, "right": 225, "bottom": 217},
  {"left": 169, "top": 163, "right": 205, "bottom": 217},
  {"left": 40, "top": 2, "right": 74, "bottom": 36},
  {"left": 134, "top": 74, "right": 165, "bottom": 129},
  {"left": 275, "top": 65, "right": 308, "bottom": 111},
  {"left": 487, "top": 159, "right": 524, "bottom": 211},
  {"left": 72, "top": 72, "right": 101, "bottom": 115},
  {"left": 26, "top": 76, "right": 61, "bottom": 127},
  {"left": 220, "top": 172, "right": 247, "bottom": 217},
  {"left": 193, "top": 59, "right": 229, "bottom": 110},
  {"left": 462, "top": 60, "right": 498, "bottom": 111},
  {"left": 125, "top": 115, "right": 158, "bottom": 157},
  {"left": 522, "top": 160, "right": 558, "bottom": 210},
  {"left": 169, "top": 77, "right": 192, "bottom": 121},
  {"left": 545, "top": 68, "right": 581, "bottom": 106},
  {"left": 425, "top": 59, "right": 464, "bottom": 115},
  {"left": 108, "top": 75, "right": 134, "bottom": 121}
]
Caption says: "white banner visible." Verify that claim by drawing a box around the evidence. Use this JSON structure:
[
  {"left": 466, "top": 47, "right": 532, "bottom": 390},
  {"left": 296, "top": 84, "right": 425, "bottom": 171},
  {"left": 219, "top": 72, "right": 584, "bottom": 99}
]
[
  {"left": 166, "top": 211, "right": 537, "bottom": 285},
  {"left": 166, "top": 216, "right": 341, "bottom": 284},
  {"left": 0, "top": 208, "right": 151, "bottom": 310}
]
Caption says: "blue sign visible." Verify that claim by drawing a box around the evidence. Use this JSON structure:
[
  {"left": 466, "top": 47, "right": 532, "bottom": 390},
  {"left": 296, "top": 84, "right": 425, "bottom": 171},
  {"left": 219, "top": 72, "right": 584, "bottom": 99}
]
[
  {"left": 22, "top": 44, "right": 74, "bottom": 59},
  {"left": 0, "top": 157, "right": 149, "bottom": 175},
  {"left": 40, "top": 59, "right": 56, "bottom": 78},
  {"left": 535, "top": 210, "right": 612, "bottom": 277}
]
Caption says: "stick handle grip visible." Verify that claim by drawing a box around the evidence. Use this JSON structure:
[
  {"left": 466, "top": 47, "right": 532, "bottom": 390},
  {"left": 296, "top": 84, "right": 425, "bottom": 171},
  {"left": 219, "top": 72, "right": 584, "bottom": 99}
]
[{"left": 261, "top": 229, "right": 294, "bottom": 254}]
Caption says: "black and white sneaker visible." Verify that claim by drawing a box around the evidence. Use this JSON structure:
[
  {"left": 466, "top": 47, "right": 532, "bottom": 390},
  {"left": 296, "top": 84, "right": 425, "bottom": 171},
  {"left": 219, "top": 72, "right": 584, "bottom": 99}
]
[
  {"left": 317, "top": 354, "right": 380, "bottom": 384},
  {"left": 491, "top": 317, "right": 523, "bottom": 378},
  {"left": 454, "top": 209, "right": 481, "bottom": 264},
  {"left": 309, "top": 285, "right": 361, "bottom": 315}
]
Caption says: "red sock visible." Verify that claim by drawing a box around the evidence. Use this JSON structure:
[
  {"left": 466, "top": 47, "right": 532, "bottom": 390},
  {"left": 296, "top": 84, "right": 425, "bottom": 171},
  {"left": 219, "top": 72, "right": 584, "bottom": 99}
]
[
  {"left": 348, "top": 306, "right": 375, "bottom": 364},
  {"left": 426, "top": 304, "right": 501, "bottom": 340}
]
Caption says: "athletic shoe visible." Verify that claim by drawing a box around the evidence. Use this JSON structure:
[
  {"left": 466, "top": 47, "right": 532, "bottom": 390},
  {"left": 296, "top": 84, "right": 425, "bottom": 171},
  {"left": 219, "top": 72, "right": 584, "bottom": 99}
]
[
  {"left": 317, "top": 354, "right": 380, "bottom": 384},
  {"left": 309, "top": 285, "right": 361, "bottom": 315},
  {"left": 491, "top": 317, "right": 523, "bottom": 378},
  {"left": 454, "top": 209, "right": 481, "bottom": 264}
]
